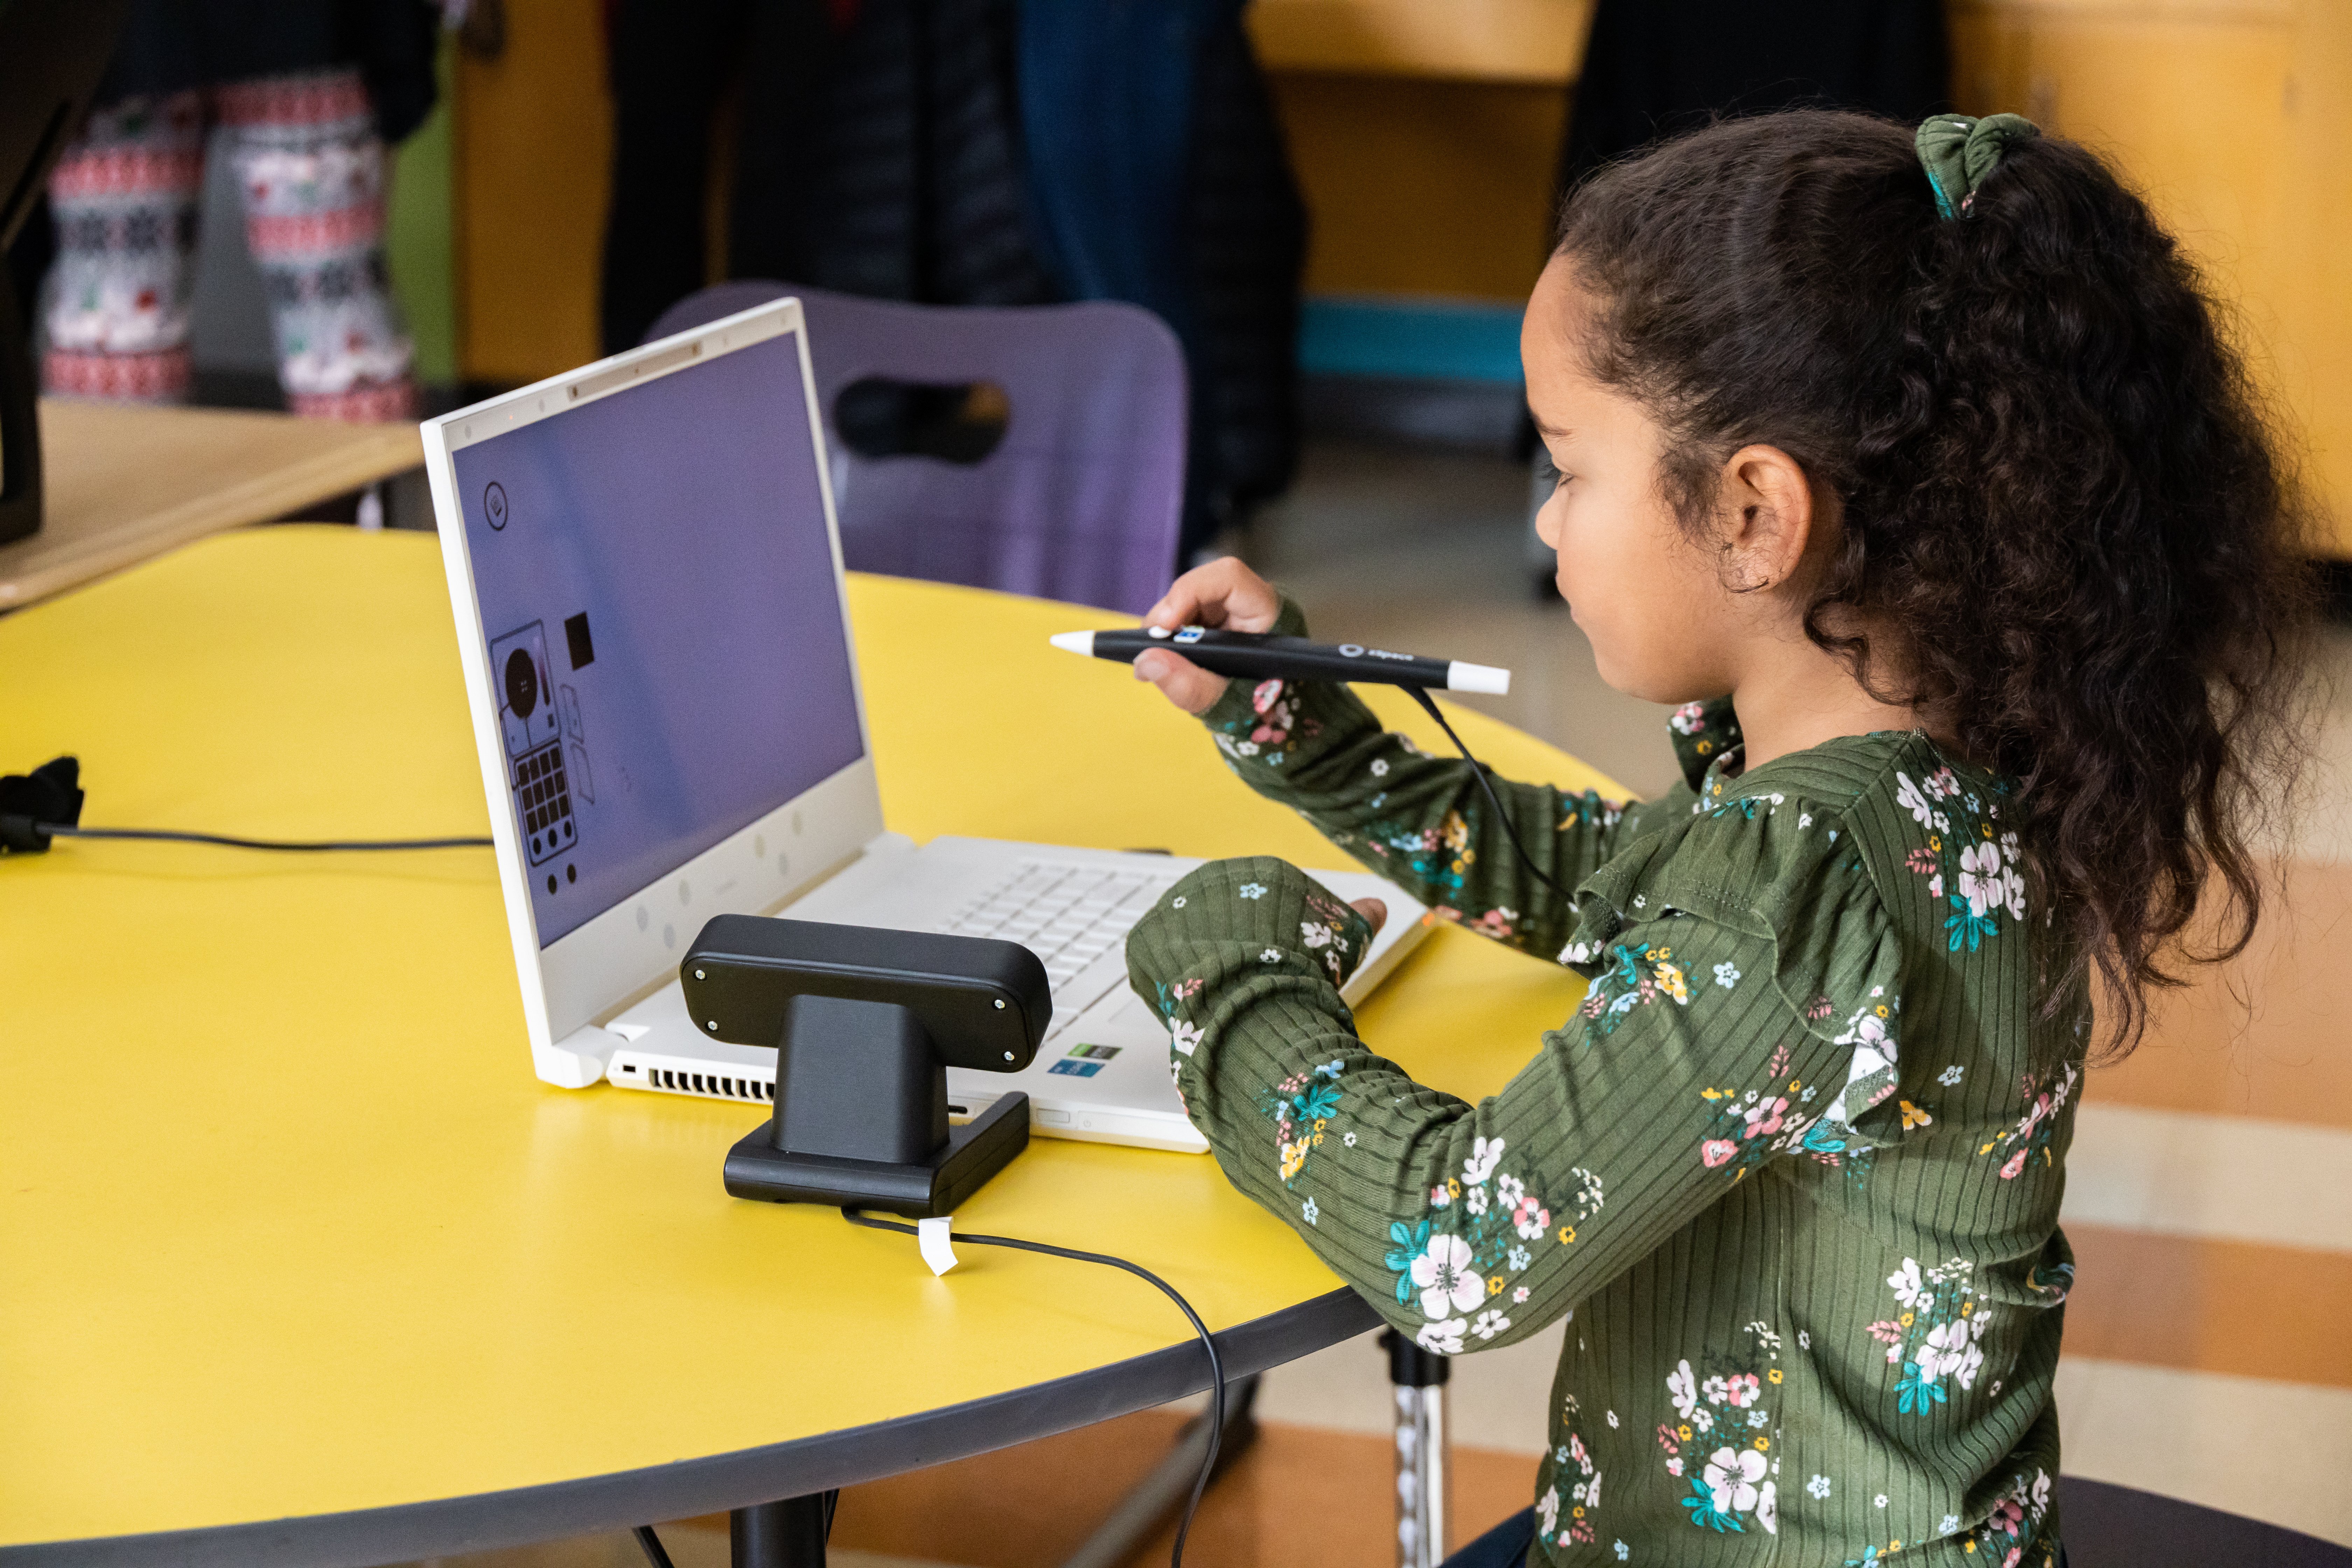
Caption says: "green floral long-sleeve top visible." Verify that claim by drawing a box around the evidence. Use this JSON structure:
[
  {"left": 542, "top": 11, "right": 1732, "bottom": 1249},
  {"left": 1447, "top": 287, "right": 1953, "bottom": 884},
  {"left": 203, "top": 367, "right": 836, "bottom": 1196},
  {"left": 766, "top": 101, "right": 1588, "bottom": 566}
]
[{"left": 1122, "top": 610, "right": 2085, "bottom": 1568}]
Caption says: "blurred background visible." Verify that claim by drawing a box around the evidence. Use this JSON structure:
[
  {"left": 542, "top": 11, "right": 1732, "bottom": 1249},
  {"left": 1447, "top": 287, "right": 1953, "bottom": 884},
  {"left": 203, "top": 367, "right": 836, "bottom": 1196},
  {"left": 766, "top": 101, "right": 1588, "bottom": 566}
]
[
  {"left": 10, "top": 0, "right": 2350, "bottom": 1562},
  {"left": 20, "top": 0, "right": 2352, "bottom": 800}
]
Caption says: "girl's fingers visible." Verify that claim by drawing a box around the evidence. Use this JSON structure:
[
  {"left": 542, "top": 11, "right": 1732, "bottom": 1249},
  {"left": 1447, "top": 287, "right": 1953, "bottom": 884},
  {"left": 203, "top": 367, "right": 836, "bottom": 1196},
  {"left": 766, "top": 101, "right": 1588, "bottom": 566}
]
[
  {"left": 1133, "top": 648, "right": 1230, "bottom": 715},
  {"left": 1351, "top": 897, "right": 1389, "bottom": 939},
  {"left": 1144, "top": 558, "right": 1282, "bottom": 636},
  {"left": 1144, "top": 578, "right": 1214, "bottom": 631}
]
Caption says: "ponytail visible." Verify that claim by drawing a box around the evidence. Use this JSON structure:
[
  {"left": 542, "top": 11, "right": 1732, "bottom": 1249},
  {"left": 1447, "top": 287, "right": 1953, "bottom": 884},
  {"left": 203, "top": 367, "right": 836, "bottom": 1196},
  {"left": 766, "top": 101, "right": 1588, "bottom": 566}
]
[{"left": 1554, "top": 109, "right": 2316, "bottom": 1055}]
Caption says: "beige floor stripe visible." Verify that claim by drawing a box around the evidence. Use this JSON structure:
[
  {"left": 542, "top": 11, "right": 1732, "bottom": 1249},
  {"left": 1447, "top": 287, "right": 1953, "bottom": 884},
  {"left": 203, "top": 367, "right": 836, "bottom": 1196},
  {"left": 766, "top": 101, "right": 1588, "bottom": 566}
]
[
  {"left": 2056, "top": 1358, "right": 2352, "bottom": 1547},
  {"left": 2064, "top": 1104, "right": 2352, "bottom": 1251}
]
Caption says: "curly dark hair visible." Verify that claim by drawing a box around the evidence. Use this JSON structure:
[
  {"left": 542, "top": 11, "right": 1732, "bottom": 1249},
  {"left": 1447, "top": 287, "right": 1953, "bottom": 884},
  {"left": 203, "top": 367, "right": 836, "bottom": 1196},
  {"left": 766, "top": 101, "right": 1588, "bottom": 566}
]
[{"left": 1553, "top": 109, "right": 2316, "bottom": 1055}]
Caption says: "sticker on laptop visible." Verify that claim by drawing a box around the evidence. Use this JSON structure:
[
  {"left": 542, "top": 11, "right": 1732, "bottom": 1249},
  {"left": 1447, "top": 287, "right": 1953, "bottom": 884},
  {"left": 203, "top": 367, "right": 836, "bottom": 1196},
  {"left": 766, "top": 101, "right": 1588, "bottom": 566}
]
[
  {"left": 1064, "top": 1043, "right": 1121, "bottom": 1060},
  {"left": 1048, "top": 1059, "right": 1104, "bottom": 1078}
]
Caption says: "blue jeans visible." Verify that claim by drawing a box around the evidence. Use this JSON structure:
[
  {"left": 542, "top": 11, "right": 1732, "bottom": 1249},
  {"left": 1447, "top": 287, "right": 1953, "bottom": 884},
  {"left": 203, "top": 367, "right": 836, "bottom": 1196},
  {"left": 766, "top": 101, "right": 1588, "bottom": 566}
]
[{"left": 1438, "top": 1509, "right": 1535, "bottom": 1568}]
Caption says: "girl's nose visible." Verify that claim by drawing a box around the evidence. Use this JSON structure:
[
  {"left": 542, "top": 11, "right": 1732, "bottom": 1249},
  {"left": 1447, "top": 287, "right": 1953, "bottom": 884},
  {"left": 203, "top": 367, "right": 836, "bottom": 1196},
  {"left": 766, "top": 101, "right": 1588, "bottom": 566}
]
[{"left": 1534, "top": 495, "right": 1563, "bottom": 552}]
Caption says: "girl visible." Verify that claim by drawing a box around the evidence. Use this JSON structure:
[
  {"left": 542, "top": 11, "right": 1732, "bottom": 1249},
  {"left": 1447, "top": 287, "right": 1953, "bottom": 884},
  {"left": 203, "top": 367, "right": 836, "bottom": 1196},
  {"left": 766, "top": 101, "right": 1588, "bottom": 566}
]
[{"left": 1120, "top": 111, "right": 2310, "bottom": 1567}]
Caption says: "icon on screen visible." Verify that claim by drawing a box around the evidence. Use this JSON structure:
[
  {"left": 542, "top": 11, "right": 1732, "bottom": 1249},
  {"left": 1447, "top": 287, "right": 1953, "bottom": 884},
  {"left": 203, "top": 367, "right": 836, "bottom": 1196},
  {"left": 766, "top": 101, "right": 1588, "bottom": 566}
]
[
  {"left": 489, "top": 620, "right": 582, "bottom": 869},
  {"left": 484, "top": 482, "right": 509, "bottom": 530}
]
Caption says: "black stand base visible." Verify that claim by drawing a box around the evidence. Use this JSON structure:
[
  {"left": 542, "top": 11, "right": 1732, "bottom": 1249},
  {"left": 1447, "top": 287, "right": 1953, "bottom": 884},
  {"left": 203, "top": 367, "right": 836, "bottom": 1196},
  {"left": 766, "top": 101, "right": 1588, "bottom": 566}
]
[{"left": 724, "top": 1092, "right": 1030, "bottom": 1217}]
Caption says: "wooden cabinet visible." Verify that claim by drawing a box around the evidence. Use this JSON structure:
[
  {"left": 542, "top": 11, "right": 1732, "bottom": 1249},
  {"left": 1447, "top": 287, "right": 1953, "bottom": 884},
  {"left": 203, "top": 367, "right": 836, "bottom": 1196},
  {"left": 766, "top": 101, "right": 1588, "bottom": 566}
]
[
  {"left": 1248, "top": 0, "right": 1588, "bottom": 84},
  {"left": 1952, "top": 0, "right": 2352, "bottom": 556},
  {"left": 451, "top": 0, "right": 612, "bottom": 387},
  {"left": 1264, "top": 74, "right": 1569, "bottom": 303},
  {"left": 1251, "top": 0, "right": 1586, "bottom": 304}
]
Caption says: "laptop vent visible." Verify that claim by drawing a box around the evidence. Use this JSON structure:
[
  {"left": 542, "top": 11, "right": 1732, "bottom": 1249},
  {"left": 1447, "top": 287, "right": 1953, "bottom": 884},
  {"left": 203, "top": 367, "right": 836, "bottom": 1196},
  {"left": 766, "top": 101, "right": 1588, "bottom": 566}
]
[
  {"left": 644, "top": 1066, "right": 774, "bottom": 1102},
  {"left": 620, "top": 1063, "right": 967, "bottom": 1116}
]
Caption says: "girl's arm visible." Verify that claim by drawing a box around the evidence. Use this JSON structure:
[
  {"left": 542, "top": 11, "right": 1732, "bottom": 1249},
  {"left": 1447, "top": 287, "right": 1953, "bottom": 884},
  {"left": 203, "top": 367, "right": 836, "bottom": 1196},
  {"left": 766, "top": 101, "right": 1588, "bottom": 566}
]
[
  {"left": 1127, "top": 856, "right": 1861, "bottom": 1351},
  {"left": 1192, "top": 599, "right": 1636, "bottom": 963}
]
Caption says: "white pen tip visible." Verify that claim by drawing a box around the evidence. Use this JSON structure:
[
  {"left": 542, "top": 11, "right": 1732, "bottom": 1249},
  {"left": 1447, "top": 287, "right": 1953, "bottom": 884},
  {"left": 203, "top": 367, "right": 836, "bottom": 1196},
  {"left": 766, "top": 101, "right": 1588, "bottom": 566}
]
[
  {"left": 1448, "top": 661, "right": 1512, "bottom": 696},
  {"left": 1049, "top": 631, "right": 1094, "bottom": 657}
]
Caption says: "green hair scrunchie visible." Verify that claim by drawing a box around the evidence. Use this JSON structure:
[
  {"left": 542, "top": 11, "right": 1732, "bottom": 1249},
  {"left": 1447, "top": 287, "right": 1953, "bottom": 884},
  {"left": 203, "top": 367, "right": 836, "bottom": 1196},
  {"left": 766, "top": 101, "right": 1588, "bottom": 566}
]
[{"left": 1916, "top": 112, "right": 2040, "bottom": 220}]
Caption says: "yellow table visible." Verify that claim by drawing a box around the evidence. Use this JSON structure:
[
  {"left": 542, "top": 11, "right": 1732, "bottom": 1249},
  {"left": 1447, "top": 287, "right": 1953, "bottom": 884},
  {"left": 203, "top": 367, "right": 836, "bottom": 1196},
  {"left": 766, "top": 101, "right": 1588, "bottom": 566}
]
[{"left": 0, "top": 528, "right": 1621, "bottom": 1567}]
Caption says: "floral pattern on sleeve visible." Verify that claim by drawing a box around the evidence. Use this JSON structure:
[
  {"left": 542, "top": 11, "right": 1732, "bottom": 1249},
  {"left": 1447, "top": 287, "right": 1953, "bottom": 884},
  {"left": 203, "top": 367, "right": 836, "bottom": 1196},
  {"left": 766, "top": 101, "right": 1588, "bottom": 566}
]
[
  {"left": 1296, "top": 883, "right": 1371, "bottom": 983},
  {"left": 1153, "top": 977, "right": 1206, "bottom": 1058},
  {"left": 1658, "top": 1321, "right": 1785, "bottom": 1536},
  {"left": 1150, "top": 875, "right": 1377, "bottom": 1181},
  {"left": 1211, "top": 677, "right": 1321, "bottom": 768},
  {"left": 1978, "top": 1062, "right": 2078, "bottom": 1180},
  {"left": 1575, "top": 937, "right": 1692, "bottom": 1037},
  {"left": 1196, "top": 621, "right": 1634, "bottom": 966},
  {"left": 1383, "top": 1137, "right": 1605, "bottom": 1353},
  {"left": 1355, "top": 806, "right": 1483, "bottom": 914},
  {"left": 1331, "top": 796, "right": 1531, "bottom": 942},
  {"left": 1299, "top": 791, "right": 1500, "bottom": 930},
  {"left": 1264, "top": 1058, "right": 1345, "bottom": 1184},
  {"left": 1692, "top": 1041, "right": 1874, "bottom": 1183},
  {"left": 1560, "top": 793, "right": 1627, "bottom": 835}
]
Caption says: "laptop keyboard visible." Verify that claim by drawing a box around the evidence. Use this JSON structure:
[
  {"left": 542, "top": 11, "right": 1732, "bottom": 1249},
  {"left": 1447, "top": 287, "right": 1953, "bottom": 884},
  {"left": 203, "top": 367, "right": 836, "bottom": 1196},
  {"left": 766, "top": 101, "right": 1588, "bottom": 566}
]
[{"left": 938, "top": 860, "right": 1172, "bottom": 1024}]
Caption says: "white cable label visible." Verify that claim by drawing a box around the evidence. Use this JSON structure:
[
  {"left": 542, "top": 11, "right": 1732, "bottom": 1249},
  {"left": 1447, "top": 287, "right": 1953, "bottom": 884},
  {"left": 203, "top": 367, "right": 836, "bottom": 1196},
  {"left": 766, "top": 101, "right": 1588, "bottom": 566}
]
[{"left": 918, "top": 1216, "right": 959, "bottom": 1276}]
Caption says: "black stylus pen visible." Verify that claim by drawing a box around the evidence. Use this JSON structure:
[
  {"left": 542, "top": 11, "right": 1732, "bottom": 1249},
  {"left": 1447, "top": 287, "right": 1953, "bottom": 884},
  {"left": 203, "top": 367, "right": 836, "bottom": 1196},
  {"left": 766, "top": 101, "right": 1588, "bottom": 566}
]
[{"left": 1050, "top": 626, "right": 1511, "bottom": 694}]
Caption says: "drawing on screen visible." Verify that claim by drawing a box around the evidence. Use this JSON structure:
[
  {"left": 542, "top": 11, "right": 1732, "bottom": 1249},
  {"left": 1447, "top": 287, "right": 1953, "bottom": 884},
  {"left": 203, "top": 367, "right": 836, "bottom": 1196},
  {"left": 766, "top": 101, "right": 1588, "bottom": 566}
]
[
  {"left": 559, "top": 683, "right": 595, "bottom": 804},
  {"left": 490, "top": 620, "right": 585, "bottom": 871}
]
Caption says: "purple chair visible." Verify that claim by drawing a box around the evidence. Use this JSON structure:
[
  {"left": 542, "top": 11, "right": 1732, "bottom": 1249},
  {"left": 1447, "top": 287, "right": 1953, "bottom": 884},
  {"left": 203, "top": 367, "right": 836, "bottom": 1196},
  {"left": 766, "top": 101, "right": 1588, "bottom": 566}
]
[{"left": 646, "top": 282, "right": 1188, "bottom": 615}]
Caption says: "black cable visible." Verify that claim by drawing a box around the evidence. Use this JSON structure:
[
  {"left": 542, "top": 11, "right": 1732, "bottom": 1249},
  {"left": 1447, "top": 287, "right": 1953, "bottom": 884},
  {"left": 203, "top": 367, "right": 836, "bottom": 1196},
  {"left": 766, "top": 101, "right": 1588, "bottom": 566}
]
[
  {"left": 632, "top": 1526, "right": 676, "bottom": 1568},
  {"left": 34, "top": 824, "right": 492, "bottom": 852},
  {"left": 842, "top": 1209, "right": 1225, "bottom": 1568},
  {"left": 1402, "top": 685, "right": 1576, "bottom": 904}
]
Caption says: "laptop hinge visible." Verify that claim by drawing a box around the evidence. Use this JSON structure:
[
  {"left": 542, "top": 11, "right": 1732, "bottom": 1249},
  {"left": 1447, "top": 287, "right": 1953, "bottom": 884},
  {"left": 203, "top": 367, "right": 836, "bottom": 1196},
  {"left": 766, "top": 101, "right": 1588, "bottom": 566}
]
[{"left": 539, "top": 1025, "right": 626, "bottom": 1088}]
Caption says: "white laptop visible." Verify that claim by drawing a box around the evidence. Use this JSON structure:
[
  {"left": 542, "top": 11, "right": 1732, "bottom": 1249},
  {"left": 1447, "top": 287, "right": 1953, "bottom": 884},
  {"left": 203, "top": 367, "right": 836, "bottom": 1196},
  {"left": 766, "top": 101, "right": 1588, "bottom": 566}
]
[{"left": 422, "top": 297, "right": 1429, "bottom": 1153}]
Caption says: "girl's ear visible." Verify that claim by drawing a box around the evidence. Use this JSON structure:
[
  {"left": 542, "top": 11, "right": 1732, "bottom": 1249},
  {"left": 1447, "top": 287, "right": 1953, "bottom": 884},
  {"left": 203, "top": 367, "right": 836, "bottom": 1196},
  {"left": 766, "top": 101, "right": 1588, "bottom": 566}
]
[{"left": 1715, "top": 444, "right": 1817, "bottom": 594}]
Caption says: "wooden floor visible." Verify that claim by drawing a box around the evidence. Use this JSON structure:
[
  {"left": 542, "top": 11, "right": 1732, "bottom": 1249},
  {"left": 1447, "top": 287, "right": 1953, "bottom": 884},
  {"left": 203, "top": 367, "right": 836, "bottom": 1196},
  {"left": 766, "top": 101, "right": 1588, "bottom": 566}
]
[
  {"left": 409, "top": 1413, "right": 1537, "bottom": 1568},
  {"left": 830, "top": 1411, "right": 1536, "bottom": 1568}
]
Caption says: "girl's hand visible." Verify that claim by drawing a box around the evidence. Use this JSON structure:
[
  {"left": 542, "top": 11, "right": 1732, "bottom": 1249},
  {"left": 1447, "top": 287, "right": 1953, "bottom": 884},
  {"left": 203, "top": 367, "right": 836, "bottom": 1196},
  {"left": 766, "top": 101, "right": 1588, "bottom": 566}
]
[{"left": 1132, "top": 557, "right": 1283, "bottom": 715}]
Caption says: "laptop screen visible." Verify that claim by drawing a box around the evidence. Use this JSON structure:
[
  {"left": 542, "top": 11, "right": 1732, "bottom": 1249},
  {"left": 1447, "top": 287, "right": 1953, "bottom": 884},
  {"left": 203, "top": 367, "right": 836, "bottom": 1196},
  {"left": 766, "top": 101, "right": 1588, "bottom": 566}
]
[{"left": 448, "top": 330, "right": 865, "bottom": 946}]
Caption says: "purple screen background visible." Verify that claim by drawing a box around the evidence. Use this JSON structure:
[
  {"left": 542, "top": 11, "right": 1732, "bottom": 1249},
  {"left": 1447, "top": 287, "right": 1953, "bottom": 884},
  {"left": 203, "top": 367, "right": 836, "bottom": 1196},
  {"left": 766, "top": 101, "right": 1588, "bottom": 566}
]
[{"left": 452, "top": 333, "right": 866, "bottom": 945}]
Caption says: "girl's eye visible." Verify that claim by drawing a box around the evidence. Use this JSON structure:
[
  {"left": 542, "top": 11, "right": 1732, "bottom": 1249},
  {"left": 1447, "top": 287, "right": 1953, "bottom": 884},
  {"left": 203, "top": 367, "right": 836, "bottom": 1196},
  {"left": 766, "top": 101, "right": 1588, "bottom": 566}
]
[{"left": 1553, "top": 469, "right": 1575, "bottom": 489}]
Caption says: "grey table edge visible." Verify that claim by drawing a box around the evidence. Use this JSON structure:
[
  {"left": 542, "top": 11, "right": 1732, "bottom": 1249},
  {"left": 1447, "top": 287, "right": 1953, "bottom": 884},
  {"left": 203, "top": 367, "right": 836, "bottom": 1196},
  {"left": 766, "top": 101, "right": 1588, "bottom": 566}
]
[{"left": 4, "top": 1288, "right": 1381, "bottom": 1568}]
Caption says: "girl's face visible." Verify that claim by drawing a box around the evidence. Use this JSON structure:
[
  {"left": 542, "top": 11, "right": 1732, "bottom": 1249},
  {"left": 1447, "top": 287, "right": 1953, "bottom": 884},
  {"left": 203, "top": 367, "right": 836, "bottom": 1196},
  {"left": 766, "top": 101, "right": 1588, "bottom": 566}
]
[{"left": 1524, "top": 257, "right": 1746, "bottom": 705}]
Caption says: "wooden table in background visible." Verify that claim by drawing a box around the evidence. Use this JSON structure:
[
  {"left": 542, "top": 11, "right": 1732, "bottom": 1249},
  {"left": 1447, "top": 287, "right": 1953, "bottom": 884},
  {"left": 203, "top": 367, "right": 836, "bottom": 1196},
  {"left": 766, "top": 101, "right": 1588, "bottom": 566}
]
[{"left": 0, "top": 399, "right": 424, "bottom": 611}]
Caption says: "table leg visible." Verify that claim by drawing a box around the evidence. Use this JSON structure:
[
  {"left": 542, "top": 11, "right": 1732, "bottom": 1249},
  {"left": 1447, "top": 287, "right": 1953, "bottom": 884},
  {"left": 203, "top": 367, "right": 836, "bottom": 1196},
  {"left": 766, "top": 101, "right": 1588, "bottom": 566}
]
[
  {"left": 1382, "top": 1330, "right": 1451, "bottom": 1568},
  {"left": 731, "top": 1493, "right": 832, "bottom": 1568}
]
